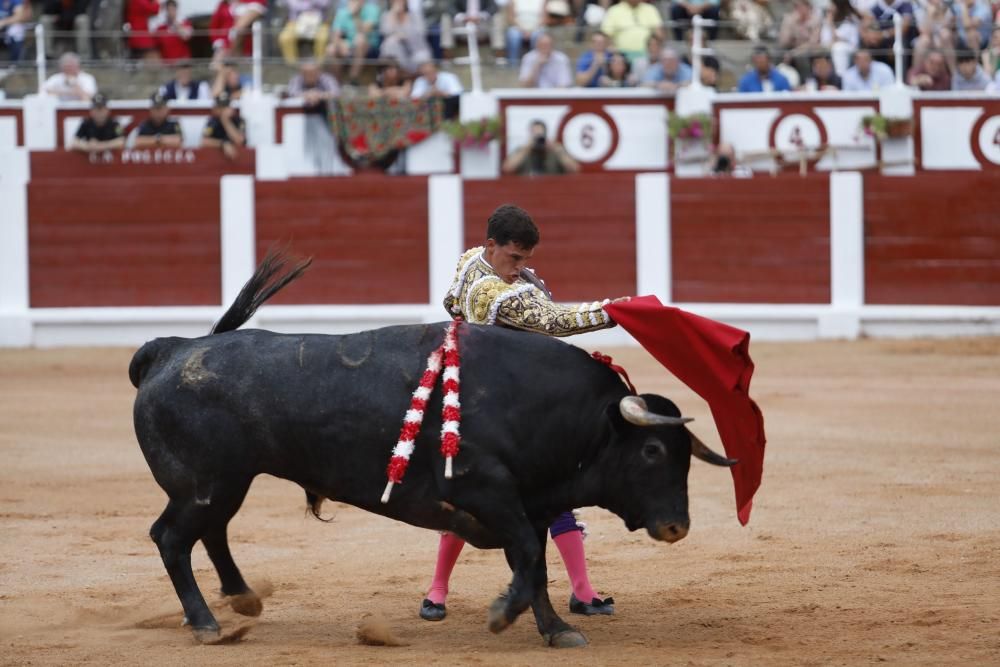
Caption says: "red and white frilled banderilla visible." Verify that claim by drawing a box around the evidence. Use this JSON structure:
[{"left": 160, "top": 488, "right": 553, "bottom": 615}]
[{"left": 381, "top": 319, "right": 462, "bottom": 504}]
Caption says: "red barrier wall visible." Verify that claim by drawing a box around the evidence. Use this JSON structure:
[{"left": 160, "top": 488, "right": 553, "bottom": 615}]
[
  {"left": 25, "top": 150, "right": 256, "bottom": 307},
  {"left": 28, "top": 180, "right": 222, "bottom": 307},
  {"left": 462, "top": 174, "right": 637, "bottom": 301},
  {"left": 864, "top": 174, "right": 1000, "bottom": 306},
  {"left": 255, "top": 177, "right": 430, "bottom": 304},
  {"left": 671, "top": 175, "right": 831, "bottom": 303}
]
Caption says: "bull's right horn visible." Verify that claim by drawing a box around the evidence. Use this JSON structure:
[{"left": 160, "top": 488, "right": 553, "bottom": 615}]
[{"left": 619, "top": 396, "right": 693, "bottom": 427}]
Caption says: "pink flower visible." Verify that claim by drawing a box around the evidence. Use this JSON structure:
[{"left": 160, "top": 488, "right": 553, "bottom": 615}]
[{"left": 689, "top": 123, "right": 703, "bottom": 138}]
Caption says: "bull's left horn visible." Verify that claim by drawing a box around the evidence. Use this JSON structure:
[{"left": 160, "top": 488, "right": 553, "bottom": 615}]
[
  {"left": 689, "top": 431, "right": 739, "bottom": 467},
  {"left": 619, "top": 396, "right": 693, "bottom": 427}
]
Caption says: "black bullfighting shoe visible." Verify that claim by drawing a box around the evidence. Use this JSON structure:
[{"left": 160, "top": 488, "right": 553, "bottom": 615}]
[
  {"left": 419, "top": 599, "right": 447, "bottom": 621},
  {"left": 569, "top": 594, "right": 615, "bottom": 616}
]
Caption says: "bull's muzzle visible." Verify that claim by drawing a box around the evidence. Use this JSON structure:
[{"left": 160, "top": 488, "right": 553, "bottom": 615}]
[{"left": 649, "top": 520, "right": 690, "bottom": 543}]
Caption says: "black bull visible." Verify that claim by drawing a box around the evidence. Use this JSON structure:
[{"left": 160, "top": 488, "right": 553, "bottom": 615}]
[{"left": 130, "top": 253, "right": 735, "bottom": 647}]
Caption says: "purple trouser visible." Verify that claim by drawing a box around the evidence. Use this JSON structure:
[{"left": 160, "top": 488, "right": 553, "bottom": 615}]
[{"left": 549, "top": 511, "right": 581, "bottom": 538}]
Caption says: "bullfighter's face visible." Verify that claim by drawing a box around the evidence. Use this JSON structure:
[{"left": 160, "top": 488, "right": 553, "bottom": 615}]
[{"left": 484, "top": 240, "right": 534, "bottom": 285}]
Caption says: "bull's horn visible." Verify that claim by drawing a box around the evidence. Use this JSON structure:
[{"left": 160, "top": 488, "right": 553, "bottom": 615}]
[
  {"left": 619, "top": 396, "right": 693, "bottom": 427},
  {"left": 689, "top": 431, "right": 739, "bottom": 467}
]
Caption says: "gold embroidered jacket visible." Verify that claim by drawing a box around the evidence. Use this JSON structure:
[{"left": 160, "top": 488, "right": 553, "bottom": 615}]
[{"left": 443, "top": 246, "right": 614, "bottom": 337}]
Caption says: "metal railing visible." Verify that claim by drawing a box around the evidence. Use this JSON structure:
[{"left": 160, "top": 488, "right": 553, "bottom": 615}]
[{"left": 1, "top": 17, "right": 933, "bottom": 99}]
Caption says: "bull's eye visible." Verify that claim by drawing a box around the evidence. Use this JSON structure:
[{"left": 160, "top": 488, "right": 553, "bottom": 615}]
[{"left": 641, "top": 441, "right": 666, "bottom": 464}]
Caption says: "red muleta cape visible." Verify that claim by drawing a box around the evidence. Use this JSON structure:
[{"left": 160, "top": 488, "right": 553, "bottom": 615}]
[{"left": 604, "top": 295, "right": 766, "bottom": 526}]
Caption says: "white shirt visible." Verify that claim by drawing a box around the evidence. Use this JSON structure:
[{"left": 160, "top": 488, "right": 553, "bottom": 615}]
[
  {"left": 411, "top": 70, "right": 464, "bottom": 97},
  {"left": 841, "top": 60, "right": 895, "bottom": 91},
  {"left": 43, "top": 71, "right": 98, "bottom": 101}
]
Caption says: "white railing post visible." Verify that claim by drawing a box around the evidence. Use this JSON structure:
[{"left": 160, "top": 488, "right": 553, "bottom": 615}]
[
  {"left": 691, "top": 15, "right": 703, "bottom": 89},
  {"left": 464, "top": 0, "right": 483, "bottom": 94},
  {"left": 252, "top": 21, "right": 263, "bottom": 92},
  {"left": 35, "top": 23, "right": 46, "bottom": 93},
  {"left": 893, "top": 12, "right": 904, "bottom": 87}
]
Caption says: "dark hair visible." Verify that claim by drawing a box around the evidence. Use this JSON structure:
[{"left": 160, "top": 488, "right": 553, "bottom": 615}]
[
  {"left": 530, "top": 119, "right": 547, "bottom": 132},
  {"left": 956, "top": 51, "right": 976, "bottom": 64},
  {"left": 702, "top": 54, "right": 720, "bottom": 70},
  {"left": 165, "top": 0, "right": 177, "bottom": 6},
  {"left": 752, "top": 44, "right": 770, "bottom": 59},
  {"left": 487, "top": 205, "right": 540, "bottom": 249}
]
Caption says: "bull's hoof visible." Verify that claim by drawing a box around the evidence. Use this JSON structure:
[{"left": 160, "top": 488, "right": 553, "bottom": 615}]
[
  {"left": 191, "top": 625, "right": 222, "bottom": 644},
  {"left": 228, "top": 591, "right": 263, "bottom": 617},
  {"left": 487, "top": 596, "right": 512, "bottom": 634},
  {"left": 547, "top": 630, "right": 589, "bottom": 648}
]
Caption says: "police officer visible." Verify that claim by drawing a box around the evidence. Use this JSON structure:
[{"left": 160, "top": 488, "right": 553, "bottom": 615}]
[
  {"left": 134, "top": 92, "right": 184, "bottom": 149},
  {"left": 200, "top": 91, "right": 246, "bottom": 159},
  {"left": 70, "top": 93, "right": 125, "bottom": 153}
]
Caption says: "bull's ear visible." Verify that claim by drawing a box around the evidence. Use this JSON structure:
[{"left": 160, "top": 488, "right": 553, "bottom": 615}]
[{"left": 605, "top": 402, "right": 627, "bottom": 434}]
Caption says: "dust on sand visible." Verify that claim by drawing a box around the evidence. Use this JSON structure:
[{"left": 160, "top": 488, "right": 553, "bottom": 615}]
[{"left": 1, "top": 338, "right": 999, "bottom": 666}]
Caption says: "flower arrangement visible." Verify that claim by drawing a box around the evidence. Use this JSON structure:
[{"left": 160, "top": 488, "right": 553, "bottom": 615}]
[
  {"left": 860, "top": 114, "right": 913, "bottom": 141},
  {"left": 668, "top": 113, "right": 714, "bottom": 143},
  {"left": 442, "top": 116, "right": 503, "bottom": 147}
]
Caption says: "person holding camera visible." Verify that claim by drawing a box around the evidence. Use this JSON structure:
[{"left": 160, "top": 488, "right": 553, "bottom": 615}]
[{"left": 502, "top": 120, "right": 580, "bottom": 175}]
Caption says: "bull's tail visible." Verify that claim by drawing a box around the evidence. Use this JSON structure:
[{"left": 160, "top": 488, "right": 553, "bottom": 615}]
[
  {"left": 305, "top": 490, "right": 334, "bottom": 522},
  {"left": 211, "top": 249, "right": 313, "bottom": 335}
]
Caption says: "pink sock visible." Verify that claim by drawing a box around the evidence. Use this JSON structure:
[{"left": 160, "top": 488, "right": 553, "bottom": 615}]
[
  {"left": 553, "top": 530, "right": 599, "bottom": 602},
  {"left": 426, "top": 532, "right": 466, "bottom": 605}
]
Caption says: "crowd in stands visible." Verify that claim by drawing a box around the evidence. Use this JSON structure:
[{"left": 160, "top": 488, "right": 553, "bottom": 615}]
[{"left": 5, "top": 0, "right": 999, "bottom": 112}]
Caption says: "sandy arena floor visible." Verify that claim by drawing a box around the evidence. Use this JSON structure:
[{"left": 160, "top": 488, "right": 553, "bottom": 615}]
[{"left": 1, "top": 337, "right": 999, "bottom": 666}]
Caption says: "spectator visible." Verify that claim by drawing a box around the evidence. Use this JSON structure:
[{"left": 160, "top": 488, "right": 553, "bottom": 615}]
[
  {"left": 642, "top": 46, "right": 692, "bottom": 93},
  {"left": 329, "top": 0, "right": 381, "bottom": 84},
  {"left": 411, "top": 58, "right": 464, "bottom": 97},
  {"left": 505, "top": 0, "right": 546, "bottom": 66},
  {"left": 40, "top": 0, "right": 91, "bottom": 58},
  {"left": 287, "top": 60, "right": 339, "bottom": 114},
  {"left": 804, "top": 51, "right": 842, "bottom": 89},
  {"left": 518, "top": 32, "right": 571, "bottom": 88},
  {"left": 861, "top": 0, "right": 917, "bottom": 64},
  {"left": 670, "top": 0, "right": 721, "bottom": 42},
  {"left": 71, "top": 94, "right": 125, "bottom": 153},
  {"left": 981, "top": 23, "right": 1000, "bottom": 76},
  {"left": 368, "top": 59, "right": 412, "bottom": 98},
  {"left": 820, "top": 0, "right": 863, "bottom": 75},
  {"left": 43, "top": 53, "right": 97, "bottom": 102},
  {"left": 737, "top": 45, "right": 792, "bottom": 92},
  {"left": 502, "top": 119, "right": 580, "bottom": 175},
  {"left": 451, "top": 0, "right": 505, "bottom": 63},
  {"left": 780, "top": 0, "right": 821, "bottom": 76},
  {"left": 841, "top": 47, "right": 895, "bottom": 90},
  {"left": 952, "top": 0, "right": 992, "bottom": 52},
  {"left": 212, "top": 60, "right": 250, "bottom": 100},
  {"left": 209, "top": 0, "right": 264, "bottom": 59},
  {"left": 277, "top": 0, "right": 331, "bottom": 64},
  {"left": 421, "top": 0, "right": 453, "bottom": 61},
  {"left": 601, "top": 0, "right": 664, "bottom": 60},
  {"left": 629, "top": 33, "right": 663, "bottom": 83},
  {"left": 599, "top": 51, "right": 633, "bottom": 86},
  {"left": 575, "top": 30, "right": 612, "bottom": 87},
  {"left": 913, "top": 0, "right": 955, "bottom": 69},
  {"left": 0, "top": 0, "right": 31, "bottom": 62},
  {"left": 700, "top": 54, "right": 720, "bottom": 88},
  {"left": 160, "top": 61, "right": 211, "bottom": 100},
  {"left": 127, "top": 0, "right": 161, "bottom": 60},
  {"left": 952, "top": 50, "right": 992, "bottom": 88},
  {"left": 907, "top": 48, "right": 951, "bottom": 89},
  {"left": 709, "top": 143, "right": 752, "bottom": 177},
  {"left": 156, "top": 0, "right": 195, "bottom": 62},
  {"left": 134, "top": 92, "right": 183, "bottom": 148},
  {"left": 730, "top": 0, "right": 773, "bottom": 42},
  {"left": 201, "top": 91, "right": 246, "bottom": 159},
  {"left": 379, "top": 0, "right": 432, "bottom": 73}
]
